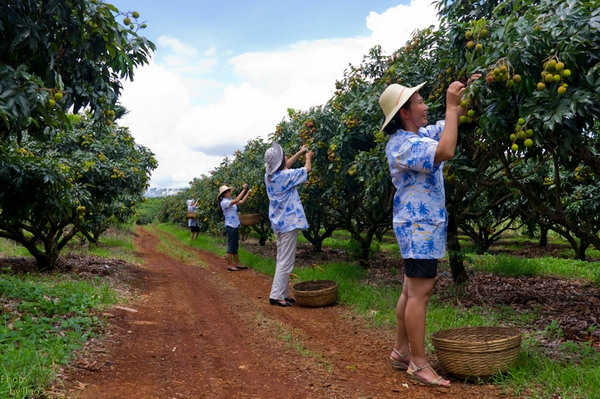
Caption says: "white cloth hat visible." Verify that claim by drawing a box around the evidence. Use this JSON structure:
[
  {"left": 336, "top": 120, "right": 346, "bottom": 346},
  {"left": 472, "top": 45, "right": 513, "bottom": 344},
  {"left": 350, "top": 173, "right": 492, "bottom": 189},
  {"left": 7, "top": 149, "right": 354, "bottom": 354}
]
[
  {"left": 264, "top": 142, "right": 284, "bottom": 175},
  {"left": 379, "top": 82, "right": 426, "bottom": 131},
  {"left": 186, "top": 199, "right": 193, "bottom": 207}
]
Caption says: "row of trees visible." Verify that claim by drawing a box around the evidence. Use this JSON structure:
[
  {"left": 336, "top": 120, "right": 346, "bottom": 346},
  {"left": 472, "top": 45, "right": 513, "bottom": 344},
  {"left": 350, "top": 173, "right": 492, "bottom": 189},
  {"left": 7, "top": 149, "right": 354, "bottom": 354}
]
[
  {"left": 0, "top": 1, "right": 157, "bottom": 270},
  {"left": 160, "top": 0, "right": 600, "bottom": 283}
]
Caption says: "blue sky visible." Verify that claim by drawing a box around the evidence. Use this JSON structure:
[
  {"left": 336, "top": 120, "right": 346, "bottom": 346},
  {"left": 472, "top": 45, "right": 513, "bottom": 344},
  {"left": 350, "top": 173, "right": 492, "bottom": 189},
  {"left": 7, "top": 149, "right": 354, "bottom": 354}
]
[{"left": 107, "top": 0, "right": 439, "bottom": 188}]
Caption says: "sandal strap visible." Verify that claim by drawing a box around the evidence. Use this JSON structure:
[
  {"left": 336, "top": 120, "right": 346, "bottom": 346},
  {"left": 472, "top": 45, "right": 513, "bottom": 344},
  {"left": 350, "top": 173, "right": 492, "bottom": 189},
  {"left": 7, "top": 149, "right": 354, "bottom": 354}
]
[
  {"left": 409, "top": 361, "right": 433, "bottom": 374},
  {"left": 392, "top": 348, "right": 411, "bottom": 360}
]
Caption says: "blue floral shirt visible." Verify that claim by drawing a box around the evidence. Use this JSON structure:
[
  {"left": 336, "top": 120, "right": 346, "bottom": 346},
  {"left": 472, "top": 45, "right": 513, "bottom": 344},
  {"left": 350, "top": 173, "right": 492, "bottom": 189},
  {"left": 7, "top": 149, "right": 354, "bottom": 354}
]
[
  {"left": 220, "top": 198, "right": 241, "bottom": 228},
  {"left": 385, "top": 121, "right": 447, "bottom": 259},
  {"left": 265, "top": 168, "right": 308, "bottom": 234}
]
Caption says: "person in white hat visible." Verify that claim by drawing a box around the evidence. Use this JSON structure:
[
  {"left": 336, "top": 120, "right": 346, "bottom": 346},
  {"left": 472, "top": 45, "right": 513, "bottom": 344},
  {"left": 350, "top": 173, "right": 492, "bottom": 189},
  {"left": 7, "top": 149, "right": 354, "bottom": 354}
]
[
  {"left": 380, "top": 75, "right": 479, "bottom": 387},
  {"left": 218, "top": 184, "right": 252, "bottom": 271},
  {"left": 264, "top": 142, "right": 314, "bottom": 307},
  {"left": 186, "top": 199, "right": 200, "bottom": 241}
]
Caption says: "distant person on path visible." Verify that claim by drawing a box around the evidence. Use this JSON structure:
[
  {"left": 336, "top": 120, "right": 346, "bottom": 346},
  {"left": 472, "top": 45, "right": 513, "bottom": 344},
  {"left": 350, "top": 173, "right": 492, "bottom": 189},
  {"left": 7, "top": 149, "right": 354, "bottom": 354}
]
[
  {"left": 218, "top": 184, "right": 251, "bottom": 271},
  {"left": 378, "top": 75, "right": 478, "bottom": 387},
  {"left": 264, "top": 143, "right": 314, "bottom": 307},
  {"left": 186, "top": 199, "right": 200, "bottom": 241}
]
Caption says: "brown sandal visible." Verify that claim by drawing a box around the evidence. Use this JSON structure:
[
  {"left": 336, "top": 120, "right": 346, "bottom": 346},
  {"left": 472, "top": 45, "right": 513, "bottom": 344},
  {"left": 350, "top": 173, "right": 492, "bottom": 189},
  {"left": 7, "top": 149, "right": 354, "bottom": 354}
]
[
  {"left": 407, "top": 361, "right": 450, "bottom": 387},
  {"left": 390, "top": 349, "right": 411, "bottom": 370}
]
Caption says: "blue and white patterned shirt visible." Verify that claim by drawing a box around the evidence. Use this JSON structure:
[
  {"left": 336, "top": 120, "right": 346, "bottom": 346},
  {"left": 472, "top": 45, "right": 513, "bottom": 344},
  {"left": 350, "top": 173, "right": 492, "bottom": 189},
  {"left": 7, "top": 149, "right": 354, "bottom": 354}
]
[
  {"left": 220, "top": 198, "right": 241, "bottom": 228},
  {"left": 188, "top": 205, "right": 199, "bottom": 227},
  {"left": 385, "top": 121, "right": 447, "bottom": 259},
  {"left": 265, "top": 168, "right": 308, "bottom": 234}
]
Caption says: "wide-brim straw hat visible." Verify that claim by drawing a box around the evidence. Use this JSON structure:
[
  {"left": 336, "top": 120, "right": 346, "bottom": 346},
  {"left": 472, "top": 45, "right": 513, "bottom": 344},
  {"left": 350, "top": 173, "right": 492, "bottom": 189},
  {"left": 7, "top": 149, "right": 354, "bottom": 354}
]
[
  {"left": 264, "top": 142, "right": 284, "bottom": 175},
  {"left": 217, "top": 185, "right": 232, "bottom": 201},
  {"left": 379, "top": 82, "right": 426, "bottom": 131}
]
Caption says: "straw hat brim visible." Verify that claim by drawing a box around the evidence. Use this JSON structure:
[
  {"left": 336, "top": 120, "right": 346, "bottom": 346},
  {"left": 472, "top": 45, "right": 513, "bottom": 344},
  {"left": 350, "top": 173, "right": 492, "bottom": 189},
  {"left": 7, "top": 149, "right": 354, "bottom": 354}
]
[
  {"left": 217, "top": 185, "right": 232, "bottom": 201},
  {"left": 379, "top": 82, "right": 426, "bottom": 131}
]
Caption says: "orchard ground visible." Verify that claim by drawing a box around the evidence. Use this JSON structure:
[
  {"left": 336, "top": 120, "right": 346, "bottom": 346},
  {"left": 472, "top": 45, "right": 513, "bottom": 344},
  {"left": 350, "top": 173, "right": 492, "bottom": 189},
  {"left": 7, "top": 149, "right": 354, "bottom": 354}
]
[{"left": 14, "top": 226, "right": 597, "bottom": 398}]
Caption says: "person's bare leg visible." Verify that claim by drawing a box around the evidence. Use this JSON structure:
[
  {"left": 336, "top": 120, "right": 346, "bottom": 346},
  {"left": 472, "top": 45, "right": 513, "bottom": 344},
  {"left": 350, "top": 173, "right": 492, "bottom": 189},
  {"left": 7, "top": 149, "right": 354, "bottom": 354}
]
[
  {"left": 391, "top": 278, "right": 411, "bottom": 365},
  {"left": 405, "top": 276, "right": 449, "bottom": 386}
]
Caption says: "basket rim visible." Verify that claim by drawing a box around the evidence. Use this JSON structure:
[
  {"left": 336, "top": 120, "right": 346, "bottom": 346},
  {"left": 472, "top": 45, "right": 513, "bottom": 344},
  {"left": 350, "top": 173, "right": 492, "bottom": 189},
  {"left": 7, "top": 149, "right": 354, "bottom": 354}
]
[
  {"left": 293, "top": 280, "right": 338, "bottom": 291},
  {"left": 432, "top": 326, "right": 521, "bottom": 352},
  {"left": 238, "top": 213, "right": 260, "bottom": 218},
  {"left": 432, "top": 326, "right": 520, "bottom": 340}
]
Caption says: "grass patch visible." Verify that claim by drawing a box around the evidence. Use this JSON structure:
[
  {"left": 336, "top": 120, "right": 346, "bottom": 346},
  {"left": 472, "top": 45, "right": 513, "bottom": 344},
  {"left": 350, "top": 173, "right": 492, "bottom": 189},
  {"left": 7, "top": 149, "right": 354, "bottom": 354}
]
[
  {"left": 0, "top": 226, "right": 133, "bottom": 397},
  {"left": 0, "top": 273, "right": 116, "bottom": 398},
  {"left": 474, "top": 253, "right": 600, "bottom": 283},
  {"left": 72, "top": 228, "right": 139, "bottom": 264},
  {"left": 0, "top": 238, "right": 31, "bottom": 258},
  {"left": 499, "top": 339, "right": 600, "bottom": 399}
]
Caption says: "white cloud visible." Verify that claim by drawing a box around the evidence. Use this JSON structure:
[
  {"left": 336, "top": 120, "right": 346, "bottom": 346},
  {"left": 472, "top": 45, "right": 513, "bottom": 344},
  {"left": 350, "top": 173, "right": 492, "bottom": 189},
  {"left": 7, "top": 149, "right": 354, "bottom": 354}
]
[
  {"left": 119, "top": 1, "right": 439, "bottom": 189},
  {"left": 367, "top": 0, "right": 440, "bottom": 53}
]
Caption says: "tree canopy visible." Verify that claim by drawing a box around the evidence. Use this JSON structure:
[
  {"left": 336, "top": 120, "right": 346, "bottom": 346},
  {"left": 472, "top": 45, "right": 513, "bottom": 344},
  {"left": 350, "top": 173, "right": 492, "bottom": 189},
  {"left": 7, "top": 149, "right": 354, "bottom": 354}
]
[{"left": 0, "top": 0, "right": 156, "bottom": 270}]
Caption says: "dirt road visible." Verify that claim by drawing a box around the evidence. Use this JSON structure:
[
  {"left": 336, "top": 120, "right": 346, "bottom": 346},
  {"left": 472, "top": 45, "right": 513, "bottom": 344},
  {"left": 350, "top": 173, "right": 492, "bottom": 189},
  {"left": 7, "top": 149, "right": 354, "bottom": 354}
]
[{"left": 66, "top": 227, "right": 506, "bottom": 398}]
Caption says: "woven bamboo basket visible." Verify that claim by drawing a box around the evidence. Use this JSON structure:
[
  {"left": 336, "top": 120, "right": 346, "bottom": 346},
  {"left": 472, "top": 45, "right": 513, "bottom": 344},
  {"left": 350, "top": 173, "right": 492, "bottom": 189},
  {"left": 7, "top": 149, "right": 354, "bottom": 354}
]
[
  {"left": 292, "top": 280, "right": 338, "bottom": 307},
  {"left": 186, "top": 212, "right": 197, "bottom": 219},
  {"left": 432, "top": 326, "right": 521, "bottom": 379},
  {"left": 238, "top": 213, "right": 260, "bottom": 226}
]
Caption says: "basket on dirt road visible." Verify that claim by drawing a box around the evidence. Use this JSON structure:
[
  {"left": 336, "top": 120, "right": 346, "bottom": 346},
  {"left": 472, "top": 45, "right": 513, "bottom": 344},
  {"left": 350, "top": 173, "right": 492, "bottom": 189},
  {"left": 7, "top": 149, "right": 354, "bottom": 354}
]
[
  {"left": 292, "top": 280, "right": 338, "bottom": 307},
  {"left": 431, "top": 326, "right": 522, "bottom": 379}
]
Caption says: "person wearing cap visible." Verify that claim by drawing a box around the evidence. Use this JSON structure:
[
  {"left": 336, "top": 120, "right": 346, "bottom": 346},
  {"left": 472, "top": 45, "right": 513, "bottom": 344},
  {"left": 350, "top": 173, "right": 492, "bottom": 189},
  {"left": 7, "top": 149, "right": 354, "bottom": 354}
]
[
  {"left": 218, "top": 184, "right": 252, "bottom": 271},
  {"left": 264, "top": 143, "right": 314, "bottom": 307},
  {"left": 379, "top": 75, "right": 479, "bottom": 387},
  {"left": 187, "top": 199, "right": 200, "bottom": 241}
]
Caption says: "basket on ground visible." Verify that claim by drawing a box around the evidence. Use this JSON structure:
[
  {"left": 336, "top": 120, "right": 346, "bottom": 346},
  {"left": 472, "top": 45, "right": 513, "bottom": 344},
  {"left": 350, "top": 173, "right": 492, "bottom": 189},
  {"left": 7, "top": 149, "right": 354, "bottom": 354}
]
[
  {"left": 432, "top": 326, "right": 521, "bottom": 379},
  {"left": 292, "top": 280, "right": 337, "bottom": 307},
  {"left": 239, "top": 213, "right": 260, "bottom": 226}
]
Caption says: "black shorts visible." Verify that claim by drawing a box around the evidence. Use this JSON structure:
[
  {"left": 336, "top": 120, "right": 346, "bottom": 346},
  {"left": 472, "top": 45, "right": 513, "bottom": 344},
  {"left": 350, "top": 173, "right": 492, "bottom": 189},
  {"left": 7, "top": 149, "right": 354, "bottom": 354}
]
[
  {"left": 190, "top": 225, "right": 200, "bottom": 233},
  {"left": 404, "top": 258, "right": 438, "bottom": 278}
]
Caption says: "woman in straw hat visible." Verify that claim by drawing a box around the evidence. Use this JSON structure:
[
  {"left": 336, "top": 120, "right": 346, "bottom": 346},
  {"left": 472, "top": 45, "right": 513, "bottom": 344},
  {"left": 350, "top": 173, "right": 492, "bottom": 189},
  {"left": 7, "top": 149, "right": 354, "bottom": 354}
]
[
  {"left": 380, "top": 75, "right": 479, "bottom": 387},
  {"left": 218, "top": 184, "right": 252, "bottom": 271},
  {"left": 264, "top": 143, "right": 314, "bottom": 307}
]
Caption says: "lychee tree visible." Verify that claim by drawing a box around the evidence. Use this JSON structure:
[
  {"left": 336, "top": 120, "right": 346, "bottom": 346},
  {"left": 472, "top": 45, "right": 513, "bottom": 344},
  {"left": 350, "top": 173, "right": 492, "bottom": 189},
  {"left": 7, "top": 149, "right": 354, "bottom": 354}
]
[
  {"left": 435, "top": 0, "right": 600, "bottom": 258},
  {"left": 0, "top": 0, "right": 154, "bottom": 140},
  {"left": 0, "top": 0, "right": 155, "bottom": 270},
  {"left": 0, "top": 112, "right": 156, "bottom": 270},
  {"left": 69, "top": 113, "right": 157, "bottom": 243}
]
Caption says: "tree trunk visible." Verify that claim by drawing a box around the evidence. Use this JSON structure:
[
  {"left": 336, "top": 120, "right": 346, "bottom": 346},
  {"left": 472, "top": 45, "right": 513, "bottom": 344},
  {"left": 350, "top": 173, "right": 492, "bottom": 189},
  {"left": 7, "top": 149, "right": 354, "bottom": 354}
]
[
  {"left": 539, "top": 226, "right": 548, "bottom": 247},
  {"left": 359, "top": 227, "right": 378, "bottom": 268},
  {"left": 302, "top": 226, "right": 336, "bottom": 254},
  {"left": 21, "top": 238, "right": 59, "bottom": 271},
  {"left": 578, "top": 240, "right": 589, "bottom": 261},
  {"left": 447, "top": 213, "right": 469, "bottom": 284}
]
